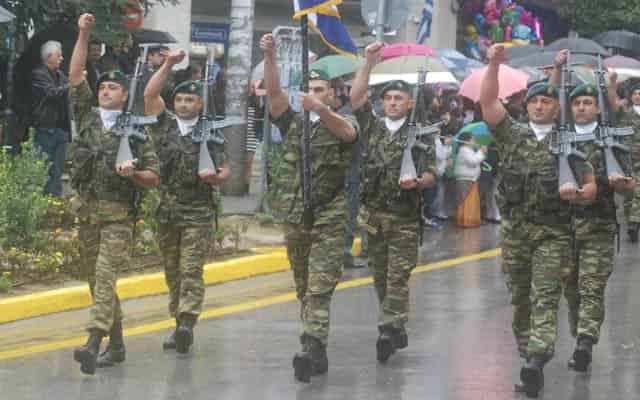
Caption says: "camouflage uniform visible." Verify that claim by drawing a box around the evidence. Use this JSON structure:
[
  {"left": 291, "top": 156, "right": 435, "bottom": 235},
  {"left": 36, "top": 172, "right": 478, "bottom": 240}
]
[
  {"left": 270, "top": 107, "right": 357, "bottom": 345},
  {"left": 70, "top": 79, "right": 160, "bottom": 333},
  {"left": 494, "top": 119, "right": 531, "bottom": 357},
  {"left": 493, "top": 116, "right": 591, "bottom": 359},
  {"left": 563, "top": 127, "right": 631, "bottom": 343},
  {"left": 354, "top": 102, "right": 436, "bottom": 330},
  {"left": 148, "top": 112, "right": 226, "bottom": 319},
  {"left": 618, "top": 109, "right": 640, "bottom": 226}
]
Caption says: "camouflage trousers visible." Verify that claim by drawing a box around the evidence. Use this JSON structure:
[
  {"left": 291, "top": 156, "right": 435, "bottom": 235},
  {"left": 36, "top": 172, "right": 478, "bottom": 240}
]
[
  {"left": 284, "top": 218, "right": 344, "bottom": 346},
  {"left": 564, "top": 221, "right": 615, "bottom": 344},
  {"left": 521, "top": 222, "right": 572, "bottom": 359},
  {"left": 79, "top": 220, "right": 131, "bottom": 333},
  {"left": 500, "top": 215, "right": 531, "bottom": 357},
  {"left": 362, "top": 209, "right": 418, "bottom": 329},
  {"left": 158, "top": 223, "right": 211, "bottom": 318}
]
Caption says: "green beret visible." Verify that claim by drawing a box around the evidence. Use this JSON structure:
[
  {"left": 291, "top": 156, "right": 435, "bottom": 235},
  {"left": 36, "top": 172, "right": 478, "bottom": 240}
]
[
  {"left": 628, "top": 81, "right": 640, "bottom": 98},
  {"left": 569, "top": 84, "right": 598, "bottom": 102},
  {"left": 524, "top": 82, "right": 558, "bottom": 104},
  {"left": 97, "top": 70, "right": 129, "bottom": 90},
  {"left": 309, "top": 68, "right": 330, "bottom": 82},
  {"left": 172, "top": 80, "right": 203, "bottom": 98},
  {"left": 379, "top": 80, "right": 412, "bottom": 98}
]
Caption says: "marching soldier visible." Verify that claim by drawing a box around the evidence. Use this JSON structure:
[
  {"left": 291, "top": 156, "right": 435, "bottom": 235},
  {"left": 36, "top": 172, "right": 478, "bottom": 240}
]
[
  {"left": 260, "top": 33, "right": 358, "bottom": 382},
  {"left": 615, "top": 81, "right": 640, "bottom": 243},
  {"left": 350, "top": 42, "right": 437, "bottom": 363},
  {"left": 560, "top": 81, "right": 635, "bottom": 372},
  {"left": 68, "top": 14, "right": 160, "bottom": 375},
  {"left": 480, "top": 44, "right": 598, "bottom": 398},
  {"left": 143, "top": 50, "right": 231, "bottom": 354}
]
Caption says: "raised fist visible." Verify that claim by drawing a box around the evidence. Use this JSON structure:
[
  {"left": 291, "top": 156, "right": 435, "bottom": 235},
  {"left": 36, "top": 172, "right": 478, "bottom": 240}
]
[{"left": 78, "top": 13, "right": 95, "bottom": 32}]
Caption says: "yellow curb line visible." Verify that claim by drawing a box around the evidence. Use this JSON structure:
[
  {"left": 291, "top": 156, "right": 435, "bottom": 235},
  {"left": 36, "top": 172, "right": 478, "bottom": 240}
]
[
  {"left": 0, "top": 239, "right": 362, "bottom": 325},
  {"left": 0, "top": 247, "right": 500, "bottom": 362}
]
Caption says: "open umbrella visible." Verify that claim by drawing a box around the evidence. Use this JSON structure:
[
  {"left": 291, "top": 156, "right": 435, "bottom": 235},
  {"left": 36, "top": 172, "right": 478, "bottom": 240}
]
[
  {"left": 132, "top": 29, "right": 177, "bottom": 44},
  {"left": 455, "top": 122, "right": 492, "bottom": 146},
  {"left": 310, "top": 55, "right": 362, "bottom": 80},
  {"left": 505, "top": 44, "right": 543, "bottom": 60},
  {"left": 546, "top": 37, "right": 609, "bottom": 57},
  {"left": 0, "top": 6, "right": 15, "bottom": 23},
  {"left": 459, "top": 64, "right": 529, "bottom": 102},
  {"left": 380, "top": 43, "right": 438, "bottom": 61},
  {"left": 604, "top": 55, "right": 640, "bottom": 69},
  {"left": 594, "top": 30, "right": 640, "bottom": 54},
  {"left": 368, "top": 71, "right": 458, "bottom": 86},
  {"left": 371, "top": 55, "right": 449, "bottom": 74},
  {"left": 508, "top": 51, "right": 599, "bottom": 69},
  {"left": 436, "top": 48, "right": 484, "bottom": 81}
]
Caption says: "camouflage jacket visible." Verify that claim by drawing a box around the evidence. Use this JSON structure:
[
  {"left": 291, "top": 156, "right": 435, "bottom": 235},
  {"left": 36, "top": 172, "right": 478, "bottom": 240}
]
[
  {"left": 617, "top": 108, "right": 640, "bottom": 179},
  {"left": 148, "top": 112, "right": 226, "bottom": 227},
  {"left": 354, "top": 102, "right": 436, "bottom": 218},
  {"left": 572, "top": 129, "right": 625, "bottom": 238},
  {"left": 270, "top": 106, "right": 357, "bottom": 226},
  {"left": 493, "top": 116, "right": 592, "bottom": 227},
  {"left": 69, "top": 80, "right": 160, "bottom": 223}
]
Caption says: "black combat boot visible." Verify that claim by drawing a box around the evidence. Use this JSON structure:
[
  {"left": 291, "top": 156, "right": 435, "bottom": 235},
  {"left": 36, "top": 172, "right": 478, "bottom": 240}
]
[
  {"left": 376, "top": 325, "right": 396, "bottom": 363},
  {"left": 520, "top": 356, "right": 545, "bottom": 398},
  {"left": 293, "top": 334, "right": 312, "bottom": 383},
  {"left": 392, "top": 326, "right": 408, "bottom": 350},
  {"left": 96, "top": 320, "right": 126, "bottom": 367},
  {"left": 307, "top": 335, "right": 328, "bottom": 376},
  {"left": 163, "top": 318, "right": 180, "bottom": 350},
  {"left": 628, "top": 223, "right": 639, "bottom": 244},
  {"left": 175, "top": 313, "right": 197, "bottom": 354},
  {"left": 73, "top": 328, "right": 105, "bottom": 375},
  {"left": 571, "top": 336, "right": 594, "bottom": 372}
]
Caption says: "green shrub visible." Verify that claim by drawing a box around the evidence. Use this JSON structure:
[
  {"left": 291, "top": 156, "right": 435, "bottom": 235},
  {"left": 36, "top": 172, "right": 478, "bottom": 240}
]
[
  {"left": 0, "top": 273, "right": 12, "bottom": 293},
  {"left": 0, "top": 140, "right": 49, "bottom": 249}
]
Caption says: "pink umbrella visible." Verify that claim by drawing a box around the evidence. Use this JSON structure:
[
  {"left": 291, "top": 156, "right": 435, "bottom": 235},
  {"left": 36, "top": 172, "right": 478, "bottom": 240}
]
[
  {"left": 459, "top": 65, "right": 529, "bottom": 103},
  {"left": 604, "top": 55, "right": 640, "bottom": 69},
  {"left": 380, "top": 43, "right": 438, "bottom": 61}
]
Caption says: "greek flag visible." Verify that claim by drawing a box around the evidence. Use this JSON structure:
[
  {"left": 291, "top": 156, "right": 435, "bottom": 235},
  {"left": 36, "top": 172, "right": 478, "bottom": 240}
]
[
  {"left": 293, "top": 0, "right": 357, "bottom": 57},
  {"left": 416, "top": 0, "right": 434, "bottom": 44}
]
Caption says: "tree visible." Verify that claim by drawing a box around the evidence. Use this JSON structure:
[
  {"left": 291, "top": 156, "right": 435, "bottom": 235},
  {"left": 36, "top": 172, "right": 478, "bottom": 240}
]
[
  {"left": 0, "top": 0, "right": 178, "bottom": 52},
  {"left": 549, "top": 0, "right": 640, "bottom": 37}
]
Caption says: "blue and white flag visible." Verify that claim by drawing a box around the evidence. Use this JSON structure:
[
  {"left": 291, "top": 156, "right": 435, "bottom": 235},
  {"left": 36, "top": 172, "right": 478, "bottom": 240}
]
[
  {"left": 416, "top": 0, "right": 434, "bottom": 44},
  {"left": 293, "top": 0, "right": 357, "bottom": 58}
]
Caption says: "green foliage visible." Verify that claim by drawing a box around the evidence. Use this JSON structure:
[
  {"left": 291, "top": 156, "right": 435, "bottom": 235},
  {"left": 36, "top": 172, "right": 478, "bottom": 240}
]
[
  {"left": 0, "top": 272, "right": 12, "bottom": 293},
  {"left": 133, "top": 188, "right": 160, "bottom": 256},
  {"left": 550, "top": 0, "right": 640, "bottom": 37},
  {"left": 0, "top": 0, "right": 179, "bottom": 51},
  {"left": 0, "top": 139, "right": 49, "bottom": 249}
]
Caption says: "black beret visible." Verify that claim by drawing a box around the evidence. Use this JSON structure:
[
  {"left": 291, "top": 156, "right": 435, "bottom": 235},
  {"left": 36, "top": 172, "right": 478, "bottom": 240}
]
[{"left": 379, "top": 80, "right": 412, "bottom": 98}]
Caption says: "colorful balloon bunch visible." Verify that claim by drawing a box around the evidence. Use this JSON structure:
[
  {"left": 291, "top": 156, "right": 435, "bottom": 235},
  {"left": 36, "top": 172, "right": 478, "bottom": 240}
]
[{"left": 462, "top": 0, "right": 544, "bottom": 60}]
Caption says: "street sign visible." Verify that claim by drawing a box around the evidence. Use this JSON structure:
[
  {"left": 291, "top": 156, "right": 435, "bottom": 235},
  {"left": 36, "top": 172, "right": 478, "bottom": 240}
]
[
  {"left": 191, "top": 22, "right": 230, "bottom": 45},
  {"left": 360, "top": 0, "right": 410, "bottom": 33}
]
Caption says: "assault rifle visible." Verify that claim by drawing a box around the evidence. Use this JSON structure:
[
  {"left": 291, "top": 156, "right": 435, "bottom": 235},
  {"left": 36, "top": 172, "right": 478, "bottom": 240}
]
[
  {"left": 192, "top": 48, "right": 226, "bottom": 174},
  {"left": 549, "top": 51, "right": 592, "bottom": 189},
  {"left": 114, "top": 45, "right": 157, "bottom": 166},
  {"left": 399, "top": 69, "right": 443, "bottom": 183},
  {"left": 593, "top": 54, "right": 634, "bottom": 177}
]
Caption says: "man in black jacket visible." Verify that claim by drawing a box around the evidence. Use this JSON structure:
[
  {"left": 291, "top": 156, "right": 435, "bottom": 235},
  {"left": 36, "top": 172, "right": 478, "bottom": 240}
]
[{"left": 31, "top": 40, "right": 70, "bottom": 196}]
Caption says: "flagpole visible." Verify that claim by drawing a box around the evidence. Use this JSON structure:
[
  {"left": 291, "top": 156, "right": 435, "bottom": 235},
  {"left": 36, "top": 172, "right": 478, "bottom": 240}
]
[
  {"left": 300, "top": 15, "right": 313, "bottom": 230},
  {"left": 375, "top": 0, "right": 386, "bottom": 42}
]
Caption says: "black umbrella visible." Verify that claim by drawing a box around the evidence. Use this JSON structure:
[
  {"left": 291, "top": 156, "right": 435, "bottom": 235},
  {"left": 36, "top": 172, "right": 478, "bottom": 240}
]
[
  {"left": 593, "top": 30, "right": 640, "bottom": 54},
  {"left": 505, "top": 44, "right": 543, "bottom": 60},
  {"left": 546, "top": 37, "right": 609, "bottom": 56},
  {"left": 508, "top": 51, "right": 599, "bottom": 69},
  {"left": 131, "top": 29, "right": 177, "bottom": 45}
]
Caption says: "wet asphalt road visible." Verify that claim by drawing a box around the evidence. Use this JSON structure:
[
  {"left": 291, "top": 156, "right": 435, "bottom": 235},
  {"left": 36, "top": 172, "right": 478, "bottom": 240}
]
[{"left": 1, "top": 221, "right": 639, "bottom": 400}]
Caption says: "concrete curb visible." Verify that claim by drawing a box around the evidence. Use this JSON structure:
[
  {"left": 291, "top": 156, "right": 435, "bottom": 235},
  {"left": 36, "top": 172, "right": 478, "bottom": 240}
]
[{"left": 0, "top": 239, "right": 361, "bottom": 325}]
